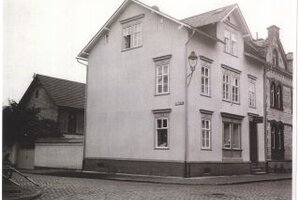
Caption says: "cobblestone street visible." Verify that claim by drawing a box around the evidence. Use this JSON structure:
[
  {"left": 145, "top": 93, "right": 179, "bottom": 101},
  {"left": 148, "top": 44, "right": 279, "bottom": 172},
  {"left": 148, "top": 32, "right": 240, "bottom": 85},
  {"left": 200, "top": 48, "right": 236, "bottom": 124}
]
[{"left": 14, "top": 174, "right": 291, "bottom": 200}]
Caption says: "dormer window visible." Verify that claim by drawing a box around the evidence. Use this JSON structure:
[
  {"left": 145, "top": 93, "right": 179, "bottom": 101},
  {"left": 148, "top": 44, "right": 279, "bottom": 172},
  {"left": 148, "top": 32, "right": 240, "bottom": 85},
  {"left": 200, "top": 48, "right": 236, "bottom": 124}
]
[
  {"left": 224, "top": 30, "right": 237, "bottom": 56},
  {"left": 272, "top": 50, "right": 278, "bottom": 67}
]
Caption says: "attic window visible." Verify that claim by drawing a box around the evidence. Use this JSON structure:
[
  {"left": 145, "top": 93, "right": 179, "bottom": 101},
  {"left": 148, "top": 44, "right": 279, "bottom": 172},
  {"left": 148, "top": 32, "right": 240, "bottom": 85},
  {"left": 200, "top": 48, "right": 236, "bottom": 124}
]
[
  {"left": 35, "top": 90, "right": 39, "bottom": 98},
  {"left": 122, "top": 23, "right": 142, "bottom": 50}
]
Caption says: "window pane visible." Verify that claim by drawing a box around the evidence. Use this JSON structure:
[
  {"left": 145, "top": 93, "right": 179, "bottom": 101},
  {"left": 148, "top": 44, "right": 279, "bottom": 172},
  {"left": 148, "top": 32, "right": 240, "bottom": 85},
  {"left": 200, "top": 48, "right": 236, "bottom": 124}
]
[
  {"left": 163, "top": 75, "right": 168, "bottom": 84},
  {"left": 157, "top": 129, "right": 168, "bottom": 147},
  {"left": 163, "top": 119, "right": 168, "bottom": 128},
  {"left": 158, "top": 85, "right": 162, "bottom": 93},
  {"left": 157, "top": 66, "right": 162, "bottom": 75},
  {"left": 224, "top": 123, "right": 230, "bottom": 148},
  {"left": 157, "top": 119, "right": 162, "bottom": 128},
  {"left": 163, "top": 65, "right": 168, "bottom": 74},
  {"left": 232, "top": 124, "right": 240, "bottom": 148},
  {"left": 157, "top": 76, "right": 162, "bottom": 84}
]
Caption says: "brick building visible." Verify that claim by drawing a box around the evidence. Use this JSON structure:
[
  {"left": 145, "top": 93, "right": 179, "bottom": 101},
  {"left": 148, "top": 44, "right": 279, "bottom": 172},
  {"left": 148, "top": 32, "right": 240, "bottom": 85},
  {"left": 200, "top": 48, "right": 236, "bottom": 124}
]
[{"left": 253, "top": 26, "right": 293, "bottom": 172}]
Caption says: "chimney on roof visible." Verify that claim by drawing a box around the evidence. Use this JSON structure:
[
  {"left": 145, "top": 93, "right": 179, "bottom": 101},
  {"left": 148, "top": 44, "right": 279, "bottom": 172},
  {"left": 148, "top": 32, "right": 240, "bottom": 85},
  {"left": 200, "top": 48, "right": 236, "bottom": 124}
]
[{"left": 267, "top": 25, "right": 280, "bottom": 39}]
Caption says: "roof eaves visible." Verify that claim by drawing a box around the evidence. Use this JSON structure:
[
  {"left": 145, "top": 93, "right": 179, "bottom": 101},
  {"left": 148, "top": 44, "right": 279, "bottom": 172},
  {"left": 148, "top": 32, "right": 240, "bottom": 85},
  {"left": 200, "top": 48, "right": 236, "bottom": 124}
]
[
  {"left": 77, "top": 0, "right": 131, "bottom": 61},
  {"left": 221, "top": 4, "right": 252, "bottom": 38},
  {"left": 77, "top": 0, "right": 222, "bottom": 61}
]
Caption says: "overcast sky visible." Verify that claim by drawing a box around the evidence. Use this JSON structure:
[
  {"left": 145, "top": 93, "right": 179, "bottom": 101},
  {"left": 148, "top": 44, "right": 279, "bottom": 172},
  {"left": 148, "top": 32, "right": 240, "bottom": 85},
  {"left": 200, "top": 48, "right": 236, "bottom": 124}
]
[{"left": 2, "top": 0, "right": 297, "bottom": 104}]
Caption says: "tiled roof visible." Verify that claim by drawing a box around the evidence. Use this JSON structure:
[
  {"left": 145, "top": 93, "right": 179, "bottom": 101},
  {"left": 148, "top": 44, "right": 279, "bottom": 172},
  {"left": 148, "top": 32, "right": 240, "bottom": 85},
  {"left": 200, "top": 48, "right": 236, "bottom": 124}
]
[
  {"left": 36, "top": 74, "right": 86, "bottom": 109},
  {"left": 181, "top": 4, "right": 237, "bottom": 27}
]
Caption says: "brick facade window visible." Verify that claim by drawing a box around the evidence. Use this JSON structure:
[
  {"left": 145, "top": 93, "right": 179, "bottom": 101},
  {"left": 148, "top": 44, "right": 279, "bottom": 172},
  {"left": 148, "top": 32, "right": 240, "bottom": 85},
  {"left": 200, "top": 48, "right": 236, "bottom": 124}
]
[{"left": 270, "top": 81, "right": 283, "bottom": 110}]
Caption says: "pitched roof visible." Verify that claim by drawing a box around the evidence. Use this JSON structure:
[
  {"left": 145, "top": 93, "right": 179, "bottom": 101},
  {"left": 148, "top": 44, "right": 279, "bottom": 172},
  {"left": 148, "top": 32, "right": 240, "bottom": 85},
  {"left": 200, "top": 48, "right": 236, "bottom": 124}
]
[
  {"left": 181, "top": 4, "right": 237, "bottom": 27},
  {"left": 77, "top": 0, "right": 222, "bottom": 60},
  {"left": 37, "top": 74, "right": 86, "bottom": 109},
  {"left": 20, "top": 74, "right": 86, "bottom": 109}
]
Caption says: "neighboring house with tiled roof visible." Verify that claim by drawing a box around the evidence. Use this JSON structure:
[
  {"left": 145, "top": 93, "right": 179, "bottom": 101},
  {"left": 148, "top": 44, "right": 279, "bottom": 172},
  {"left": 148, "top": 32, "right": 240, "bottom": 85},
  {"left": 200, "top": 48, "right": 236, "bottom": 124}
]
[
  {"left": 15, "top": 74, "right": 86, "bottom": 170},
  {"left": 20, "top": 74, "right": 85, "bottom": 135}
]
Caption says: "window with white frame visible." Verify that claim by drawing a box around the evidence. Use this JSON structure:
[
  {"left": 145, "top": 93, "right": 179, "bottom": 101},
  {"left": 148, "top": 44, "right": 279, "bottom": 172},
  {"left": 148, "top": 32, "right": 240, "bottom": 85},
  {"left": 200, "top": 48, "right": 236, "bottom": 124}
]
[
  {"left": 224, "top": 30, "right": 237, "bottom": 56},
  {"left": 122, "top": 23, "right": 142, "bottom": 50},
  {"left": 232, "top": 76, "right": 239, "bottom": 103},
  {"left": 152, "top": 109, "right": 171, "bottom": 149},
  {"left": 223, "top": 122, "right": 241, "bottom": 149},
  {"left": 222, "top": 73, "right": 230, "bottom": 100},
  {"left": 200, "top": 61, "right": 211, "bottom": 96},
  {"left": 248, "top": 77, "right": 256, "bottom": 108},
  {"left": 222, "top": 66, "right": 240, "bottom": 103},
  {"left": 156, "top": 118, "right": 168, "bottom": 148},
  {"left": 200, "top": 110, "right": 213, "bottom": 150},
  {"left": 154, "top": 55, "right": 171, "bottom": 95}
]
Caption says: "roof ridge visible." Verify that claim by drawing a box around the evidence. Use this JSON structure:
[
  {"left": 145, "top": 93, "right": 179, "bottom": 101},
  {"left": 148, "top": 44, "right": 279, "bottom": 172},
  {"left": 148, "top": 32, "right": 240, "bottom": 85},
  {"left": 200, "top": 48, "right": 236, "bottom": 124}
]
[
  {"left": 181, "top": 3, "right": 237, "bottom": 21},
  {"left": 36, "top": 74, "right": 85, "bottom": 85}
]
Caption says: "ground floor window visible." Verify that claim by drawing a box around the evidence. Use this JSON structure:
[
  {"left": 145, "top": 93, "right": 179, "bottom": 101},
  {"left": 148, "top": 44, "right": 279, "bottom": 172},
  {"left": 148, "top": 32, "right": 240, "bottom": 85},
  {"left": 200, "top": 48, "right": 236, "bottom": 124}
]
[
  {"left": 200, "top": 109, "right": 213, "bottom": 150},
  {"left": 152, "top": 109, "right": 171, "bottom": 149},
  {"left": 221, "top": 112, "right": 244, "bottom": 159},
  {"left": 270, "top": 121, "right": 284, "bottom": 160}
]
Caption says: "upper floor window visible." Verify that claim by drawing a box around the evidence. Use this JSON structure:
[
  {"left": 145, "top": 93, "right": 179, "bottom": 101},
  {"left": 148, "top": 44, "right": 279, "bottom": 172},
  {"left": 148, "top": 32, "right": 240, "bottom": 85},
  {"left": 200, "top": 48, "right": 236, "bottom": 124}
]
[
  {"left": 248, "top": 77, "right": 256, "bottom": 108},
  {"left": 153, "top": 55, "right": 171, "bottom": 95},
  {"left": 222, "top": 66, "right": 240, "bottom": 104},
  {"left": 123, "top": 23, "right": 142, "bottom": 50},
  {"left": 272, "top": 50, "right": 278, "bottom": 67},
  {"left": 270, "top": 81, "right": 283, "bottom": 110},
  {"left": 224, "top": 30, "right": 237, "bottom": 56},
  {"left": 200, "top": 60, "right": 211, "bottom": 96}
]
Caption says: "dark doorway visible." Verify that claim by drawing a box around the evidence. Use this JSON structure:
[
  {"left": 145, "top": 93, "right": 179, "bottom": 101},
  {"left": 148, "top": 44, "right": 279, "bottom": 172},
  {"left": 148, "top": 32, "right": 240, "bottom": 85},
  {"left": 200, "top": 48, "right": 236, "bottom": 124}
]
[{"left": 249, "top": 121, "right": 258, "bottom": 162}]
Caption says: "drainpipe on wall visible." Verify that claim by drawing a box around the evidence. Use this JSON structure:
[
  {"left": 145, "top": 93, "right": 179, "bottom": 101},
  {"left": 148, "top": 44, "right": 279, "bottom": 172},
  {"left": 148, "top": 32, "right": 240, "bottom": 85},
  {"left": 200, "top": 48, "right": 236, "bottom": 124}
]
[
  {"left": 76, "top": 57, "right": 88, "bottom": 170},
  {"left": 263, "top": 65, "right": 268, "bottom": 172},
  {"left": 184, "top": 29, "right": 196, "bottom": 178}
]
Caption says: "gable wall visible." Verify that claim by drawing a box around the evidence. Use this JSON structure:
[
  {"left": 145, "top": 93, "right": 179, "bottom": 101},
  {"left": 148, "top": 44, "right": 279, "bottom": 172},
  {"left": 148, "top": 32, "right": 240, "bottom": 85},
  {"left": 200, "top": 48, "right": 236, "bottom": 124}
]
[
  {"left": 24, "top": 86, "right": 58, "bottom": 121},
  {"left": 85, "top": 2, "right": 189, "bottom": 161}
]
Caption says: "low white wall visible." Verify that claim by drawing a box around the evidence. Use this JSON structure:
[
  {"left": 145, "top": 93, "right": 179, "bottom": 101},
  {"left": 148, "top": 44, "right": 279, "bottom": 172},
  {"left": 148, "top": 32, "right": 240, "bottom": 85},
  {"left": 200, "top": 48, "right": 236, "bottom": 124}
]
[
  {"left": 17, "top": 148, "right": 35, "bottom": 169},
  {"left": 35, "top": 143, "right": 83, "bottom": 169}
]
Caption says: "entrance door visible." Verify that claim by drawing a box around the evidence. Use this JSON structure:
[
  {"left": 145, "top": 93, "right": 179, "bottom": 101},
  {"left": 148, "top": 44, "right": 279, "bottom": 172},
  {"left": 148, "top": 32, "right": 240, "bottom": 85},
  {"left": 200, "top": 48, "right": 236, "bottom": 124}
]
[{"left": 249, "top": 121, "right": 258, "bottom": 162}]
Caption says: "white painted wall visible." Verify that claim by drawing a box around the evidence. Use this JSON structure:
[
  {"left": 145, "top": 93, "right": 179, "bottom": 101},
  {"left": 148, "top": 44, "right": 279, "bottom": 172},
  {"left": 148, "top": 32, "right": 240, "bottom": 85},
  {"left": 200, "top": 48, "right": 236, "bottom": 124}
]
[
  {"left": 86, "top": 2, "right": 188, "bottom": 162},
  {"left": 35, "top": 143, "right": 83, "bottom": 169},
  {"left": 186, "top": 16, "right": 265, "bottom": 162}
]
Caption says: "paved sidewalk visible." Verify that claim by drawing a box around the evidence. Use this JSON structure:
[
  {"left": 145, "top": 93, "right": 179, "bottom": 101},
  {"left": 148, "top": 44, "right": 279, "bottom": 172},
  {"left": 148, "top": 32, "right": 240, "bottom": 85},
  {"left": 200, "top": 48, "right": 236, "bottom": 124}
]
[
  {"left": 2, "top": 185, "right": 41, "bottom": 200},
  {"left": 20, "top": 169, "right": 292, "bottom": 185}
]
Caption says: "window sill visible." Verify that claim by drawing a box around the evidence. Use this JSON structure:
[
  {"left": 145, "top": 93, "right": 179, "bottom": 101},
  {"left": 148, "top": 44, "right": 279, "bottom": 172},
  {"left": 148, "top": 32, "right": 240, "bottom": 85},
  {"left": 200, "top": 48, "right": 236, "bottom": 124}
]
[
  {"left": 121, "top": 45, "right": 142, "bottom": 52},
  {"left": 222, "top": 99, "right": 240, "bottom": 105},
  {"left": 249, "top": 105, "right": 256, "bottom": 109},
  {"left": 154, "top": 147, "right": 170, "bottom": 150},
  {"left": 155, "top": 92, "right": 170, "bottom": 96},
  {"left": 200, "top": 93, "right": 211, "bottom": 98},
  {"left": 224, "top": 51, "right": 238, "bottom": 58},
  {"left": 201, "top": 147, "right": 212, "bottom": 151}
]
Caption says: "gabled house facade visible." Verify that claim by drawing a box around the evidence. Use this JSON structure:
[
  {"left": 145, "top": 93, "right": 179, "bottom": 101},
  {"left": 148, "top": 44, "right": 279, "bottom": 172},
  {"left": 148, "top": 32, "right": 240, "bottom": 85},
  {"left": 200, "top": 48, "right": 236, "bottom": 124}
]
[
  {"left": 77, "top": 0, "right": 266, "bottom": 177},
  {"left": 253, "top": 26, "right": 293, "bottom": 173},
  {"left": 16, "top": 74, "right": 86, "bottom": 169}
]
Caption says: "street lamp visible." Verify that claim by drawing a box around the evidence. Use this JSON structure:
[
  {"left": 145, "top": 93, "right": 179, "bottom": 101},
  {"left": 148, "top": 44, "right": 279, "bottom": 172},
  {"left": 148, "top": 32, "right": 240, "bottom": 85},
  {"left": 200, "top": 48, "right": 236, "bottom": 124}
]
[{"left": 188, "top": 51, "right": 198, "bottom": 72}]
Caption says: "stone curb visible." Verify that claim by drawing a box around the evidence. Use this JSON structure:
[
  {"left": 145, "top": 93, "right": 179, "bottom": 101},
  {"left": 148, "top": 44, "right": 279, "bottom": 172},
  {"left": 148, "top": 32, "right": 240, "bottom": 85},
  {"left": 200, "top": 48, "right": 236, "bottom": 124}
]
[{"left": 22, "top": 170, "right": 292, "bottom": 186}]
